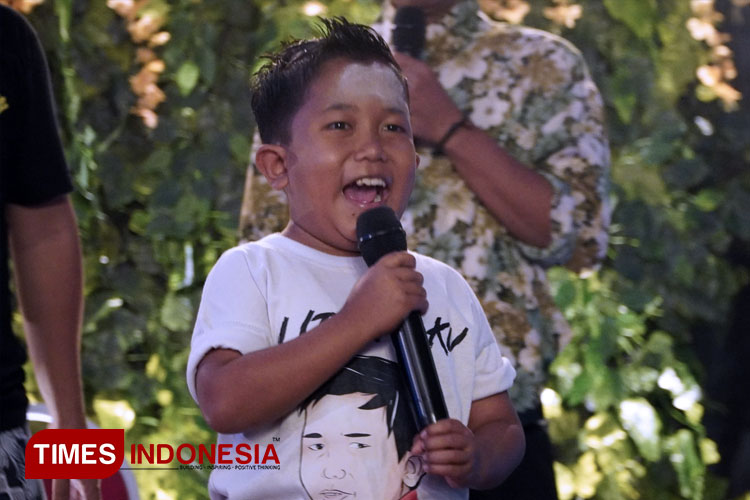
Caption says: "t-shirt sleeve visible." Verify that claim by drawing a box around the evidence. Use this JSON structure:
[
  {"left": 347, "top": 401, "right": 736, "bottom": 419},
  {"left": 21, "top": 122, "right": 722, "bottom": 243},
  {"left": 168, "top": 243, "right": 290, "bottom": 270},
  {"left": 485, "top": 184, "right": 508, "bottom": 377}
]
[
  {"left": 0, "top": 7, "right": 72, "bottom": 205},
  {"left": 445, "top": 269, "right": 516, "bottom": 402},
  {"left": 186, "top": 246, "right": 272, "bottom": 402},
  {"left": 471, "top": 290, "right": 516, "bottom": 401},
  {"left": 514, "top": 41, "right": 610, "bottom": 272}
]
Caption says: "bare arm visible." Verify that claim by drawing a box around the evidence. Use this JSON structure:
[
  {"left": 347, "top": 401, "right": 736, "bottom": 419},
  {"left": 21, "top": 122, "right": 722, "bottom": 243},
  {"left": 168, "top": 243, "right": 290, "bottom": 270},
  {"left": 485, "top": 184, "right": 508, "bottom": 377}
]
[
  {"left": 8, "top": 196, "right": 100, "bottom": 500},
  {"left": 195, "top": 251, "right": 428, "bottom": 433},
  {"left": 8, "top": 196, "right": 85, "bottom": 430},
  {"left": 412, "top": 392, "right": 525, "bottom": 490},
  {"left": 393, "top": 52, "right": 553, "bottom": 248},
  {"left": 465, "top": 392, "right": 525, "bottom": 489}
]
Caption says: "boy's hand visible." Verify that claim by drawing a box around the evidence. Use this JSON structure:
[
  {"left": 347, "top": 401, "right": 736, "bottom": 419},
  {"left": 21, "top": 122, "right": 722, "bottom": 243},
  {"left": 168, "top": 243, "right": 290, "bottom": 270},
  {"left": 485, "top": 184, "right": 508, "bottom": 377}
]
[
  {"left": 341, "top": 251, "right": 428, "bottom": 341},
  {"left": 410, "top": 418, "right": 479, "bottom": 488}
]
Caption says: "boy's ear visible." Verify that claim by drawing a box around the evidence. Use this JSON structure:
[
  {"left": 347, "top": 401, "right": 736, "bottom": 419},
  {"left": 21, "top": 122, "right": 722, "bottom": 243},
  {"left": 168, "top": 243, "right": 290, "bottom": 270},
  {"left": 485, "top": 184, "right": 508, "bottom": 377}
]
[{"left": 255, "top": 144, "right": 289, "bottom": 191}]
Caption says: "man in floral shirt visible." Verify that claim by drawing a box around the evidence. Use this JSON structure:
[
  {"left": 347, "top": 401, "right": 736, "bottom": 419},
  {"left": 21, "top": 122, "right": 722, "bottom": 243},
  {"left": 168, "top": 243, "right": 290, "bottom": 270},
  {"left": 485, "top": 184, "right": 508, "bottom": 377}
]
[{"left": 239, "top": 1, "right": 609, "bottom": 498}]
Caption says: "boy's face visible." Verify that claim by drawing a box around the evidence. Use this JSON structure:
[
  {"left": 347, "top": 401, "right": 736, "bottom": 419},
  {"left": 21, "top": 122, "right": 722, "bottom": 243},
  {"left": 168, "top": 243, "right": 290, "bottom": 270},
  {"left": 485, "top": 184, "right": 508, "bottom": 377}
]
[
  {"left": 275, "top": 58, "right": 417, "bottom": 256},
  {"left": 300, "top": 393, "right": 412, "bottom": 500}
]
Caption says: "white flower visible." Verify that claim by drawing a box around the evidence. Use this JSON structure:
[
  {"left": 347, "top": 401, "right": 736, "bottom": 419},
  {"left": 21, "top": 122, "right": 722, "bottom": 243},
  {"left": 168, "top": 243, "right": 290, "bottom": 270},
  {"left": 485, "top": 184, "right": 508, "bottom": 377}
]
[
  {"left": 550, "top": 192, "right": 576, "bottom": 235},
  {"left": 461, "top": 244, "right": 487, "bottom": 279},
  {"left": 578, "top": 133, "right": 609, "bottom": 166},
  {"left": 433, "top": 179, "right": 475, "bottom": 234},
  {"left": 401, "top": 210, "right": 415, "bottom": 235},
  {"left": 514, "top": 125, "right": 537, "bottom": 151},
  {"left": 518, "top": 345, "right": 540, "bottom": 372},
  {"left": 470, "top": 92, "right": 510, "bottom": 128},
  {"left": 526, "top": 328, "right": 541, "bottom": 347},
  {"left": 547, "top": 147, "right": 587, "bottom": 174},
  {"left": 438, "top": 50, "right": 489, "bottom": 89},
  {"left": 488, "top": 64, "right": 513, "bottom": 94}
]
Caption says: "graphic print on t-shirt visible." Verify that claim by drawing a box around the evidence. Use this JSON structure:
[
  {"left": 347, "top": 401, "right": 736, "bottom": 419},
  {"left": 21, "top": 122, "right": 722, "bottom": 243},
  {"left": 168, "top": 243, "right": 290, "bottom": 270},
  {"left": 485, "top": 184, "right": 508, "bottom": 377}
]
[{"left": 298, "top": 355, "right": 425, "bottom": 500}]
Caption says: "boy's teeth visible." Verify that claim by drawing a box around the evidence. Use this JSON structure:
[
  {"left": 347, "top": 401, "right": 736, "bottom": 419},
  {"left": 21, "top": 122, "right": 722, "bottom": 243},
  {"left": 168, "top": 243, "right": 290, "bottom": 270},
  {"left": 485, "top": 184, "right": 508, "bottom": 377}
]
[
  {"left": 355, "top": 177, "right": 386, "bottom": 187},
  {"left": 374, "top": 193, "right": 382, "bottom": 202}
]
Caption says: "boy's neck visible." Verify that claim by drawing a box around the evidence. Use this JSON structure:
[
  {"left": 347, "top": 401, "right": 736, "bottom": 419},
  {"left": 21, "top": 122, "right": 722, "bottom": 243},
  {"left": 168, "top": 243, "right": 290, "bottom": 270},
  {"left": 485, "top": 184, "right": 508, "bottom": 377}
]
[{"left": 282, "top": 223, "right": 362, "bottom": 258}]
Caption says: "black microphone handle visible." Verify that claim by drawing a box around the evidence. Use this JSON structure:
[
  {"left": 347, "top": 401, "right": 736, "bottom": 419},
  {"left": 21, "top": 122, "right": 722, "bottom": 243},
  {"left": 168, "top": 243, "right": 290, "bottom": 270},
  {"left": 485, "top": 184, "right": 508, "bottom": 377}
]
[
  {"left": 391, "top": 311, "right": 449, "bottom": 429},
  {"left": 391, "top": 6, "right": 426, "bottom": 59}
]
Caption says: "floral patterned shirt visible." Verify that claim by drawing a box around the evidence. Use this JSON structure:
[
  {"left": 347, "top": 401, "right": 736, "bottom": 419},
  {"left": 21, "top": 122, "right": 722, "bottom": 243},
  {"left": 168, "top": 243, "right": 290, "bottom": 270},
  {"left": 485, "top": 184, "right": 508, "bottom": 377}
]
[{"left": 239, "top": 0, "right": 610, "bottom": 415}]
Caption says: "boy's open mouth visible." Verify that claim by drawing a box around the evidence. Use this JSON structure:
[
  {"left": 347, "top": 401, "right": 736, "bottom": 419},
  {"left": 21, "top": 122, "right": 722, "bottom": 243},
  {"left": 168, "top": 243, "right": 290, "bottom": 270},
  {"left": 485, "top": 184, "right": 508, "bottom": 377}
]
[{"left": 343, "top": 176, "right": 388, "bottom": 205}]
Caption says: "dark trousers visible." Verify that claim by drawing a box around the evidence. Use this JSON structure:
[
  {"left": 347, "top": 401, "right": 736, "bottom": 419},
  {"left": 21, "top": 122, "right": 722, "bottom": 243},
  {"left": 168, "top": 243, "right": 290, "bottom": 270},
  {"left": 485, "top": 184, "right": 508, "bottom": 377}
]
[{"left": 469, "top": 417, "right": 559, "bottom": 500}]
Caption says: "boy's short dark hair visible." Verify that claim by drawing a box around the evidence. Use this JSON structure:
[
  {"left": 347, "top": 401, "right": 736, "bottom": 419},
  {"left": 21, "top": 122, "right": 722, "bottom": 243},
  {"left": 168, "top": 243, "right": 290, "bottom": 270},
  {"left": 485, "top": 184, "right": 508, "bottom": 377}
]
[
  {"left": 251, "top": 17, "right": 407, "bottom": 145},
  {"left": 300, "top": 355, "right": 418, "bottom": 460}
]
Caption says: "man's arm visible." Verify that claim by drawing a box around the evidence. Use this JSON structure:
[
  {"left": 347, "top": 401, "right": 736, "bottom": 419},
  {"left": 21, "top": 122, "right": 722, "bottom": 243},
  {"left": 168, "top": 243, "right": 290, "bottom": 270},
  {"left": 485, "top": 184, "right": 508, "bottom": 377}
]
[
  {"left": 8, "top": 196, "right": 100, "bottom": 500},
  {"left": 7, "top": 196, "right": 84, "bottom": 430},
  {"left": 393, "top": 52, "right": 554, "bottom": 249}
]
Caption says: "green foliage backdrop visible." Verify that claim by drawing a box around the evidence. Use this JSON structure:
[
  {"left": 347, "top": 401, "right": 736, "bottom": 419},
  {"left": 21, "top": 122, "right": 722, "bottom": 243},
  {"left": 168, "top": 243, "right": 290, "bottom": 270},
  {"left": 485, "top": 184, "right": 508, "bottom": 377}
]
[{"left": 11, "top": 0, "right": 750, "bottom": 498}]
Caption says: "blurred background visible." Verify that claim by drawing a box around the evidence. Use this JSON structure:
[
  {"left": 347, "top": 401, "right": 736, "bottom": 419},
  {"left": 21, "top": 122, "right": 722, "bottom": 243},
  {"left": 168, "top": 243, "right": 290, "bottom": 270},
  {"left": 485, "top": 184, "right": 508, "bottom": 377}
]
[{"left": 4, "top": 0, "right": 749, "bottom": 498}]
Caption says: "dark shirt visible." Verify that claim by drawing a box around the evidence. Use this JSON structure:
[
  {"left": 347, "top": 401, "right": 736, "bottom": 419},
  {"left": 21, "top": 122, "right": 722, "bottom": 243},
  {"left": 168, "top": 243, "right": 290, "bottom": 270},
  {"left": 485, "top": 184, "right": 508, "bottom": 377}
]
[{"left": 0, "top": 4, "right": 72, "bottom": 431}]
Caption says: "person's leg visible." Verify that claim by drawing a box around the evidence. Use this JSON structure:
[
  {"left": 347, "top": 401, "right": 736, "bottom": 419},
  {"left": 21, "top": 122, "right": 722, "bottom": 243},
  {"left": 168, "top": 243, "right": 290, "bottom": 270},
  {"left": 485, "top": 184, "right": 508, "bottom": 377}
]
[
  {"left": 470, "top": 420, "right": 558, "bottom": 500},
  {"left": 0, "top": 426, "right": 45, "bottom": 500}
]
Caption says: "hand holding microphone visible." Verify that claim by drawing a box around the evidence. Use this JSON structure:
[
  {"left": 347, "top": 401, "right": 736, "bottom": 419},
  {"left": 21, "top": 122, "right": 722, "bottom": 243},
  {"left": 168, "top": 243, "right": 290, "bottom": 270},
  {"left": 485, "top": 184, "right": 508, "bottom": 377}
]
[
  {"left": 344, "top": 251, "right": 428, "bottom": 341},
  {"left": 357, "top": 206, "right": 449, "bottom": 429},
  {"left": 391, "top": 6, "right": 465, "bottom": 147}
]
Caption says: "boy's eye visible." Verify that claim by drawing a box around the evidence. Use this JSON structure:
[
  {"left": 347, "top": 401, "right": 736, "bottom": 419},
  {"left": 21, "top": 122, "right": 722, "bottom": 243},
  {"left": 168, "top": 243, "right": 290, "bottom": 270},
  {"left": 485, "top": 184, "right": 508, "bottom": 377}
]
[
  {"left": 308, "top": 443, "right": 324, "bottom": 451},
  {"left": 349, "top": 442, "right": 370, "bottom": 449},
  {"left": 384, "top": 123, "right": 406, "bottom": 133},
  {"left": 327, "top": 121, "right": 350, "bottom": 130}
]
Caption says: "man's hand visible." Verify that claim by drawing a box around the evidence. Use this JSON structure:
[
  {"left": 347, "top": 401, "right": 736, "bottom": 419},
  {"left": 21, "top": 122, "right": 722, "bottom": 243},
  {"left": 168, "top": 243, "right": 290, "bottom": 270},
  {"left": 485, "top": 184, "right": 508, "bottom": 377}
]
[{"left": 393, "top": 52, "right": 464, "bottom": 144}]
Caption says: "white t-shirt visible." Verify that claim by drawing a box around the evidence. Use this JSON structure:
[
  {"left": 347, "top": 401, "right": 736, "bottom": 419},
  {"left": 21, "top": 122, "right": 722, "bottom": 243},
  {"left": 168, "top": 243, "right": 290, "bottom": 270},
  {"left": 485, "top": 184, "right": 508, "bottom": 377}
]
[{"left": 187, "top": 234, "right": 515, "bottom": 500}]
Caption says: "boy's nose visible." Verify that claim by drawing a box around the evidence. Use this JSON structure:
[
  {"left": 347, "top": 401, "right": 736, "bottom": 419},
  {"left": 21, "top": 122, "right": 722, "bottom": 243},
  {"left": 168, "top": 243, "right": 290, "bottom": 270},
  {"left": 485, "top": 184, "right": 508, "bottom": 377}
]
[{"left": 354, "top": 132, "right": 387, "bottom": 162}]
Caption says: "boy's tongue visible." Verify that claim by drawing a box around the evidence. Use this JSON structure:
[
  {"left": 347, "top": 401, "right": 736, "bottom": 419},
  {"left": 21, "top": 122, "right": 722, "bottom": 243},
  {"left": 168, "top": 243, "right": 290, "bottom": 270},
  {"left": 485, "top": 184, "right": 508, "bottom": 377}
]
[{"left": 344, "top": 184, "right": 380, "bottom": 204}]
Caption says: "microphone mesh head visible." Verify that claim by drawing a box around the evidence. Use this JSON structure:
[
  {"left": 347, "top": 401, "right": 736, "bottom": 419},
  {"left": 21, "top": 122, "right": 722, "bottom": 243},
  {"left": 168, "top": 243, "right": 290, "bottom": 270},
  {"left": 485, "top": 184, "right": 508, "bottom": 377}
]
[{"left": 356, "top": 206, "right": 407, "bottom": 267}]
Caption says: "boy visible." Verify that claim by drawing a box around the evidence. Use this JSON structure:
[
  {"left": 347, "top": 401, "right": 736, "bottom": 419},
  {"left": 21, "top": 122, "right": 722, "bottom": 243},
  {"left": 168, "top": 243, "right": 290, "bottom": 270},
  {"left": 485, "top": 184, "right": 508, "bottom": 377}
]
[{"left": 187, "top": 18, "right": 524, "bottom": 499}]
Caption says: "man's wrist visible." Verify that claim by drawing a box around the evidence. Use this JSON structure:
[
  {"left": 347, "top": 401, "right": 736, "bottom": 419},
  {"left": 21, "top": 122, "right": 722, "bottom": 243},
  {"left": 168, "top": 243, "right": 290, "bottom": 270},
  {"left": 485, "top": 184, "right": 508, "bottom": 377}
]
[{"left": 433, "top": 116, "right": 469, "bottom": 156}]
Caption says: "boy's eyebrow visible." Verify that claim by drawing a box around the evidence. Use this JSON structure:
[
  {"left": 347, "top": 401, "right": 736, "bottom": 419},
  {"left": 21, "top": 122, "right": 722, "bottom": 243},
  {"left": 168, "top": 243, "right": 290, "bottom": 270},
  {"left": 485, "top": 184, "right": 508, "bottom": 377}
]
[
  {"left": 303, "top": 433, "right": 323, "bottom": 438},
  {"left": 323, "top": 102, "right": 409, "bottom": 117},
  {"left": 344, "top": 433, "right": 371, "bottom": 438}
]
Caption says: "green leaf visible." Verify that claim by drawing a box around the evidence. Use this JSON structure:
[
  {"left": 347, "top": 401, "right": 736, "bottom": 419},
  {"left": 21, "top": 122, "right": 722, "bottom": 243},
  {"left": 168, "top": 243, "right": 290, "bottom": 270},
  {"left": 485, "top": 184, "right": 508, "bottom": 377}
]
[
  {"left": 603, "top": 0, "right": 658, "bottom": 40},
  {"left": 175, "top": 61, "right": 200, "bottom": 96},
  {"left": 665, "top": 430, "right": 704, "bottom": 500},
  {"left": 618, "top": 398, "right": 662, "bottom": 461},
  {"left": 160, "top": 294, "right": 194, "bottom": 332},
  {"left": 692, "top": 189, "right": 723, "bottom": 212},
  {"left": 230, "top": 133, "right": 251, "bottom": 162}
]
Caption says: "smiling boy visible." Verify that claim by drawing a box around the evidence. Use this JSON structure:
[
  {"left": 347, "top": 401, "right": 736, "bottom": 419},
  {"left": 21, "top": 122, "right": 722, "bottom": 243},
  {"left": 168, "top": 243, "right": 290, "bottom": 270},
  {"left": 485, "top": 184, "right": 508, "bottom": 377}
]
[{"left": 187, "top": 18, "right": 523, "bottom": 499}]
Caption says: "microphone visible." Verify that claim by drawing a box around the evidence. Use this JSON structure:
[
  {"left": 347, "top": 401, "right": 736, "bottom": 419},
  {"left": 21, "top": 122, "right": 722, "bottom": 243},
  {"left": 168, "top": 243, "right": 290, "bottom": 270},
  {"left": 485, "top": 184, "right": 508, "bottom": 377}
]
[
  {"left": 391, "top": 6, "right": 426, "bottom": 59},
  {"left": 357, "top": 206, "right": 448, "bottom": 429}
]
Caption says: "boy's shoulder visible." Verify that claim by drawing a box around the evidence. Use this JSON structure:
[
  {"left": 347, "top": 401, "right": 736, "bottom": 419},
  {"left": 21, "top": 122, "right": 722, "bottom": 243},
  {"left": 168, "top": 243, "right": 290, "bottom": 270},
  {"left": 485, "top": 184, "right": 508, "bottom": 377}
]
[
  {"left": 411, "top": 251, "right": 472, "bottom": 289},
  {"left": 211, "top": 233, "right": 285, "bottom": 271}
]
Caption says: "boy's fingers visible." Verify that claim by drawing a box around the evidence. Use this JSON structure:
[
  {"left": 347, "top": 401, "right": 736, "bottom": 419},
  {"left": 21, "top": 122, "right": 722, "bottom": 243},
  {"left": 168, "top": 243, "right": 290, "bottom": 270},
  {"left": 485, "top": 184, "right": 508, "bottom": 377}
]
[
  {"left": 410, "top": 433, "right": 425, "bottom": 455},
  {"left": 421, "top": 418, "right": 468, "bottom": 437},
  {"left": 422, "top": 433, "right": 471, "bottom": 456},
  {"left": 379, "top": 251, "right": 416, "bottom": 269},
  {"left": 392, "top": 267, "right": 423, "bottom": 284},
  {"left": 423, "top": 447, "right": 470, "bottom": 465}
]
